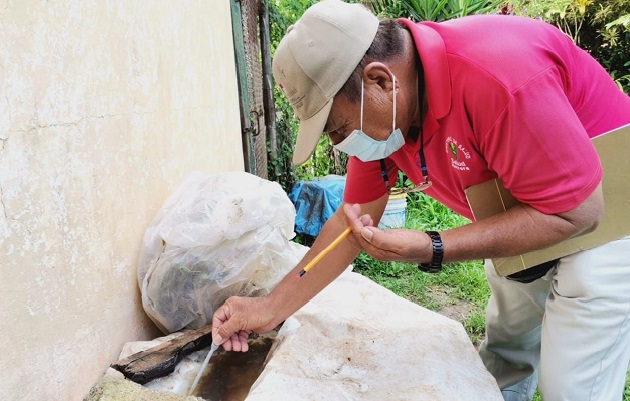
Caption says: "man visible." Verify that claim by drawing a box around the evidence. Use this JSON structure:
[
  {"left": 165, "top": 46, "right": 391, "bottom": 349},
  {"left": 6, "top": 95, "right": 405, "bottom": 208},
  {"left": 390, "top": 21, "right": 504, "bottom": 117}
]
[{"left": 212, "top": 1, "right": 630, "bottom": 400}]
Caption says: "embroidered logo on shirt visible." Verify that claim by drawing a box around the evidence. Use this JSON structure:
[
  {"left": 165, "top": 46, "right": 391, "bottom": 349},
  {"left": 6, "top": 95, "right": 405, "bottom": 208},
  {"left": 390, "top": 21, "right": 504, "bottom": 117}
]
[
  {"left": 449, "top": 141, "right": 458, "bottom": 159},
  {"left": 445, "top": 136, "right": 471, "bottom": 171}
]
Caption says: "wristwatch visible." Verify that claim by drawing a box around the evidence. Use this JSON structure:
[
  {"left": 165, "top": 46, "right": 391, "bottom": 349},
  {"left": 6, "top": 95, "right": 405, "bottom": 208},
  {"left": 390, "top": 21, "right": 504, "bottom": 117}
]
[{"left": 418, "top": 231, "right": 444, "bottom": 273}]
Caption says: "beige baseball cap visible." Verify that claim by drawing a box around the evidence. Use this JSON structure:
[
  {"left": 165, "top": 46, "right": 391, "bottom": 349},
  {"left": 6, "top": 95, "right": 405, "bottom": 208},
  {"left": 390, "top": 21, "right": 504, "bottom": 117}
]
[{"left": 272, "top": 0, "right": 379, "bottom": 165}]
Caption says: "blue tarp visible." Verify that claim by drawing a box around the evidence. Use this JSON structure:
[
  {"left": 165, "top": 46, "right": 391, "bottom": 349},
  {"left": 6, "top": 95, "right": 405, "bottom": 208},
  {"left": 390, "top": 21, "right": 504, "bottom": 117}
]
[{"left": 289, "top": 175, "right": 346, "bottom": 237}]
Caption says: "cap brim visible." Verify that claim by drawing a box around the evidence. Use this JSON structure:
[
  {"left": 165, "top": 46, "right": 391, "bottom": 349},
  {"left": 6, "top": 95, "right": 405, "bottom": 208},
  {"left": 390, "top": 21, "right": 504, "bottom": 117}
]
[{"left": 292, "top": 99, "right": 334, "bottom": 165}]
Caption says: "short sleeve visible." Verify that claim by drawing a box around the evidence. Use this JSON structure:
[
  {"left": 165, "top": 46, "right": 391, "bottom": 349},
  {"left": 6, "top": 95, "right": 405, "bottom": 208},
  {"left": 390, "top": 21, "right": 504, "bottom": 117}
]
[
  {"left": 343, "top": 157, "right": 399, "bottom": 204},
  {"left": 481, "top": 66, "right": 602, "bottom": 214}
]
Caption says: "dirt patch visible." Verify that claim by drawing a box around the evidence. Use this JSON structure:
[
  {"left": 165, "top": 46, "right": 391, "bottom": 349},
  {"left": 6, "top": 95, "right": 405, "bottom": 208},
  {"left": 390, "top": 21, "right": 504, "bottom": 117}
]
[
  {"left": 425, "top": 287, "right": 486, "bottom": 349},
  {"left": 426, "top": 287, "right": 473, "bottom": 322},
  {"left": 438, "top": 302, "right": 475, "bottom": 322}
]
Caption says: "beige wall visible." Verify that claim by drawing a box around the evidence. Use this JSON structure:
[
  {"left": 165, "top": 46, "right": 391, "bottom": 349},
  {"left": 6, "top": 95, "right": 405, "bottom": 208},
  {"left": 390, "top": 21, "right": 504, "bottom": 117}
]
[{"left": 0, "top": 1, "right": 244, "bottom": 399}]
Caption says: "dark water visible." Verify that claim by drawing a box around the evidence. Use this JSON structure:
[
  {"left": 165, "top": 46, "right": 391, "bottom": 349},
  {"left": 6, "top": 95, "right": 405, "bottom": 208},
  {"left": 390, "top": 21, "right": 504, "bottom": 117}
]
[{"left": 193, "top": 336, "right": 274, "bottom": 401}]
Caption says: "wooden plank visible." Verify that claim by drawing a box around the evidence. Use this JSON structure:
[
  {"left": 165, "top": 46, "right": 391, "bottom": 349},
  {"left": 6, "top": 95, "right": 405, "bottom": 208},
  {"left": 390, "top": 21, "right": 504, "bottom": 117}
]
[{"left": 110, "top": 325, "right": 214, "bottom": 384}]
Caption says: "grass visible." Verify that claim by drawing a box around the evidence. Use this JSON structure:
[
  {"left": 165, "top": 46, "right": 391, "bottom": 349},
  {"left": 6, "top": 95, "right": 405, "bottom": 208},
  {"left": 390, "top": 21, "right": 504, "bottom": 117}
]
[
  {"left": 351, "top": 192, "right": 630, "bottom": 400},
  {"left": 353, "top": 192, "right": 489, "bottom": 346}
]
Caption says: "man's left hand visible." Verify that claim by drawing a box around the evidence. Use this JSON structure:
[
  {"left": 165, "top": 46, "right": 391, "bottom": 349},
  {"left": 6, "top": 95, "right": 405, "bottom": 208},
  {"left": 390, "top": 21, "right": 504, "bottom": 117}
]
[{"left": 343, "top": 203, "right": 432, "bottom": 264}]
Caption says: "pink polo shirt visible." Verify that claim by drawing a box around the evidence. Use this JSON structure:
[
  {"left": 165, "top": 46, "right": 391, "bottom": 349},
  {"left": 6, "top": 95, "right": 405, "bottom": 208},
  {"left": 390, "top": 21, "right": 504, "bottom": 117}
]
[{"left": 343, "top": 15, "right": 630, "bottom": 220}]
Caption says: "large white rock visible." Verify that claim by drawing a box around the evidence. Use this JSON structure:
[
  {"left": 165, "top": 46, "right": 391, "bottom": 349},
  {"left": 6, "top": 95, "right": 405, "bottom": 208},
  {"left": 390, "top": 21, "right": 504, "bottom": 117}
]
[
  {"left": 96, "top": 270, "right": 501, "bottom": 400},
  {"left": 246, "top": 271, "right": 502, "bottom": 401}
]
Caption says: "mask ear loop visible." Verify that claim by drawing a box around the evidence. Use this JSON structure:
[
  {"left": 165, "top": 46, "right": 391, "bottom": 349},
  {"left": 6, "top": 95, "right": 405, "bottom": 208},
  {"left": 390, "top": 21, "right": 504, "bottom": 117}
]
[
  {"left": 360, "top": 78, "right": 364, "bottom": 132},
  {"left": 392, "top": 74, "right": 397, "bottom": 132},
  {"left": 380, "top": 74, "right": 397, "bottom": 195}
]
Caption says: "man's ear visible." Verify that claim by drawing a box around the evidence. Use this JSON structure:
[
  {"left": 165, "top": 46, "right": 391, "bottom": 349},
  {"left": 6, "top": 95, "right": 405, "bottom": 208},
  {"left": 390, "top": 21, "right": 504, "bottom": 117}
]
[{"left": 362, "top": 62, "right": 394, "bottom": 91}]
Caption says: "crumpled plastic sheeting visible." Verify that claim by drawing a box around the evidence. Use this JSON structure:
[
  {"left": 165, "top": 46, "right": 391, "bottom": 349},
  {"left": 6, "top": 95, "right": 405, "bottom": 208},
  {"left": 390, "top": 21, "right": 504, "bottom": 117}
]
[
  {"left": 137, "top": 172, "right": 307, "bottom": 333},
  {"left": 246, "top": 271, "right": 503, "bottom": 401}
]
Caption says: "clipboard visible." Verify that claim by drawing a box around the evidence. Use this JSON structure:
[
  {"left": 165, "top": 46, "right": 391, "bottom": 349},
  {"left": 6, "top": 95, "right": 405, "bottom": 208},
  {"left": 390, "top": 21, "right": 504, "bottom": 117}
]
[{"left": 465, "top": 124, "right": 630, "bottom": 277}]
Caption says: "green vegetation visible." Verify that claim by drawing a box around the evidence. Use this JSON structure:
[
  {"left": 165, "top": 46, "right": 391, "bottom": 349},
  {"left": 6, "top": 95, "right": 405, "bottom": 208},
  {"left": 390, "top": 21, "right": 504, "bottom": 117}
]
[
  {"left": 506, "top": 0, "right": 630, "bottom": 94},
  {"left": 267, "top": 0, "right": 344, "bottom": 191},
  {"left": 352, "top": 193, "right": 489, "bottom": 348},
  {"left": 367, "top": 0, "right": 503, "bottom": 21}
]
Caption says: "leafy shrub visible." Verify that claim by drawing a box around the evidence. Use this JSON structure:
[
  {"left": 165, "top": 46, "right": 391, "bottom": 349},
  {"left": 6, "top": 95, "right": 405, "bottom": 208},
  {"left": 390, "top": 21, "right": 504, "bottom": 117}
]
[{"left": 506, "top": 0, "right": 630, "bottom": 93}]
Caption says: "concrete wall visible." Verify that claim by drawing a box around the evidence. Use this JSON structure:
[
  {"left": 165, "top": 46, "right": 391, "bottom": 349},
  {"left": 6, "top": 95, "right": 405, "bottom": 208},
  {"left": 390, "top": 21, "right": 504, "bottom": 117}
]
[{"left": 0, "top": 1, "right": 244, "bottom": 399}]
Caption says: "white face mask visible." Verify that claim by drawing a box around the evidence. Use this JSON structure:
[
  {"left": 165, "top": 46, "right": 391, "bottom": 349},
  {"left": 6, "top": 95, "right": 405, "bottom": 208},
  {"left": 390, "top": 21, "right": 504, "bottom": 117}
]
[{"left": 333, "top": 75, "right": 405, "bottom": 162}]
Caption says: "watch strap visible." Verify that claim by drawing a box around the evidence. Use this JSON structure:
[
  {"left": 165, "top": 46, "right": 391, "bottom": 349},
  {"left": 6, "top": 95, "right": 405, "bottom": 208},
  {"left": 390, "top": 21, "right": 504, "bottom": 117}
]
[{"left": 418, "top": 230, "right": 444, "bottom": 273}]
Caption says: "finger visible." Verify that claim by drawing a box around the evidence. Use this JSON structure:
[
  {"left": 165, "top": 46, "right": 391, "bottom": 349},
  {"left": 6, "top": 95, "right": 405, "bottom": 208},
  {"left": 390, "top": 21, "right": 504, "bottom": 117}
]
[
  {"left": 212, "top": 304, "right": 231, "bottom": 345},
  {"left": 213, "top": 297, "right": 248, "bottom": 346},
  {"left": 222, "top": 337, "right": 233, "bottom": 351},
  {"left": 359, "top": 214, "right": 373, "bottom": 227},
  {"left": 343, "top": 203, "right": 360, "bottom": 221},
  {"left": 363, "top": 226, "right": 398, "bottom": 248},
  {"left": 238, "top": 331, "right": 250, "bottom": 352},
  {"left": 344, "top": 204, "right": 367, "bottom": 234},
  {"left": 361, "top": 226, "right": 377, "bottom": 243},
  {"left": 228, "top": 332, "right": 242, "bottom": 351},
  {"left": 362, "top": 228, "right": 417, "bottom": 261},
  {"left": 217, "top": 314, "right": 242, "bottom": 346}
]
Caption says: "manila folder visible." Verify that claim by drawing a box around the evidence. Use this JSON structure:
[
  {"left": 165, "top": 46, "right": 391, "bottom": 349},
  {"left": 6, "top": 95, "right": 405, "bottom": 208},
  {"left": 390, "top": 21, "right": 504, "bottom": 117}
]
[{"left": 465, "top": 124, "right": 630, "bottom": 277}]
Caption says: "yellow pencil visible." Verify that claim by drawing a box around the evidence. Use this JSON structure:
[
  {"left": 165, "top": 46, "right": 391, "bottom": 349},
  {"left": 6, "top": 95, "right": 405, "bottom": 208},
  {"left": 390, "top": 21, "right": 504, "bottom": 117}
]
[{"left": 297, "top": 227, "right": 352, "bottom": 278}]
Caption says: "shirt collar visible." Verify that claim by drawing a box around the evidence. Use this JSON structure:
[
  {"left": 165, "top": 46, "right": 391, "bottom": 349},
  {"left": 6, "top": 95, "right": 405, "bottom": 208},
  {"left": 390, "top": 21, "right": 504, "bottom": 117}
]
[{"left": 397, "top": 19, "right": 452, "bottom": 135}]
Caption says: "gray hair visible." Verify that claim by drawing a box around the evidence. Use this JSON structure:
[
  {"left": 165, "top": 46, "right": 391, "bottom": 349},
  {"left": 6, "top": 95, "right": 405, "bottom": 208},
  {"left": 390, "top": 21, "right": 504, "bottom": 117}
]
[{"left": 337, "top": 19, "right": 407, "bottom": 103}]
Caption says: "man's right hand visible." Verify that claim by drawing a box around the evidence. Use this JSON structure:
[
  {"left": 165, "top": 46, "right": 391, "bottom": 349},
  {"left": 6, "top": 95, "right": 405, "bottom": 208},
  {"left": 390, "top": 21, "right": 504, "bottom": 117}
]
[
  {"left": 212, "top": 295, "right": 278, "bottom": 352},
  {"left": 211, "top": 200, "right": 389, "bottom": 352}
]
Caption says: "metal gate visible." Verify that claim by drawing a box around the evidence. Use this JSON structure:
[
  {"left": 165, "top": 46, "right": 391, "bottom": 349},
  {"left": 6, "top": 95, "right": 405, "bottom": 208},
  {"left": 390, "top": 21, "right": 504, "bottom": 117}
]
[{"left": 230, "top": 0, "right": 274, "bottom": 179}]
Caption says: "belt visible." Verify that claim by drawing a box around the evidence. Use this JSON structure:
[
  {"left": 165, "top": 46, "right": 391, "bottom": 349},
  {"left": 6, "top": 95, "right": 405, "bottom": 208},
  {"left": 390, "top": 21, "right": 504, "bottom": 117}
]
[{"left": 505, "top": 259, "right": 559, "bottom": 283}]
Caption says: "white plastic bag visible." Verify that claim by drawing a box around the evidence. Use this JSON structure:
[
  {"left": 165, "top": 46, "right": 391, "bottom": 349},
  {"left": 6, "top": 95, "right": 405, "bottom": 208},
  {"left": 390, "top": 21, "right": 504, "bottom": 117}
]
[{"left": 137, "top": 172, "right": 307, "bottom": 333}]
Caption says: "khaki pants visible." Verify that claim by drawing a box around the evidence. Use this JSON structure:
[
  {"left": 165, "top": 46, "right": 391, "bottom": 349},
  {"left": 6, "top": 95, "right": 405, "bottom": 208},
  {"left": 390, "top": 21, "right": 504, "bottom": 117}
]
[{"left": 479, "top": 235, "right": 630, "bottom": 401}]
